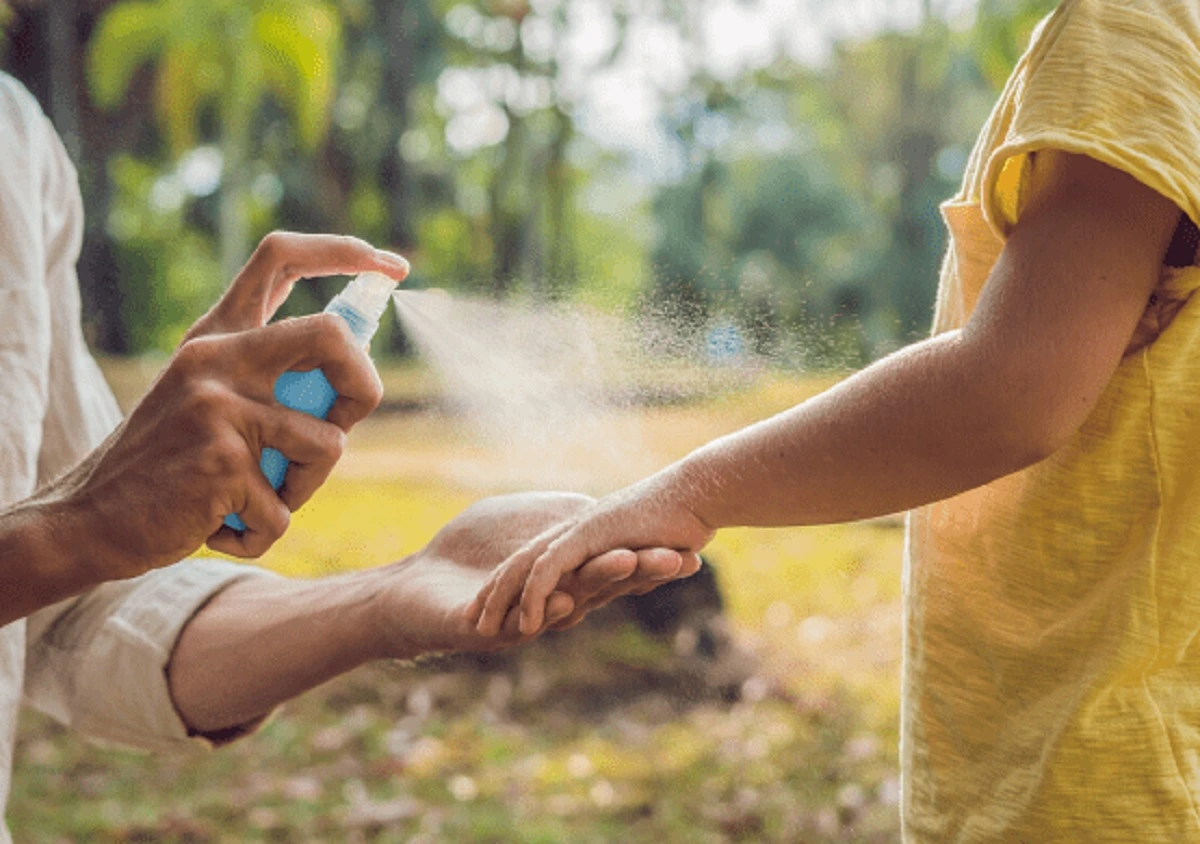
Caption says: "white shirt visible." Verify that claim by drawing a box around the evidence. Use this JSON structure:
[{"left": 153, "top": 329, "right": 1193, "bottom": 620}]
[{"left": 0, "top": 74, "right": 266, "bottom": 843}]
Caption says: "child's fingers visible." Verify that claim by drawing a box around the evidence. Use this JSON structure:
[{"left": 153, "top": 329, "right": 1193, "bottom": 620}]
[
  {"left": 573, "top": 549, "right": 638, "bottom": 596},
  {"left": 467, "top": 552, "right": 523, "bottom": 624},
  {"left": 517, "top": 552, "right": 559, "bottom": 635},
  {"left": 549, "top": 578, "right": 632, "bottom": 630},
  {"left": 548, "top": 549, "right": 692, "bottom": 629},
  {"left": 469, "top": 552, "right": 521, "bottom": 630},
  {"left": 476, "top": 556, "right": 532, "bottom": 636},
  {"left": 677, "top": 551, "right": 703, "bottom": 578},
  {"left": 538, "top": 550, "right": 636, "bottom": 632},
  {"left": 632, "top": 547, "right": 684, "bottom": 580},
  {"left": 498, "top": 604, "right": 524, "bottom": 642},
  {"left": 476, "top": 524, "right": 567, "bottom": 635},
  {"left": 545, "top": 591, "right": 575, "bottom": 628},
  {"left": 466, "top": 574, "right": 498, "bottom": 625},
  {"left": 518, "top": 530, "right": 592, "bottom": 635},
  {"left": 492, "top": 590, "right": 574, "bottom": 642}
]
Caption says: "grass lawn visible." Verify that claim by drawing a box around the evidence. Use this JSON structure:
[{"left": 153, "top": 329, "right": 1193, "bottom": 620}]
[{"left": 9, "top": 362, "right": 904, "bottom": 842}]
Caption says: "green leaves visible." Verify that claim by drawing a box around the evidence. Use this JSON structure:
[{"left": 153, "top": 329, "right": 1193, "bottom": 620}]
[
  {"left": 87, "top": 0, "right": 345, "bottom": 278},
  {"left": 973, "top": 0, "right": 1061, "bottom": 92},
  {"left": 254, "top": 1, "right": 342, "bottom": 150},
  {"left": 86, "top": 1, "right": 167, "bottom": 110},
  {"left": 87, "top": 0, "right": 341, "bottom": 154}
]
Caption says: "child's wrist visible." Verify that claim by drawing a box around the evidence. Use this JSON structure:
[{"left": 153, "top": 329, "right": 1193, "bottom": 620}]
[{"left": 657, "top": 457, "right": 720, "bottom": 537}]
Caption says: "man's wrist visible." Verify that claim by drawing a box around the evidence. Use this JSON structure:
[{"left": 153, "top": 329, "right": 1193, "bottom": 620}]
[
  {"left": 358, "top": 557, "right": 426, "bottom": 663},
  {"left": 341, "top": 567, "right": 403, "bottom": 665},
  {"left": 0, "top": 494, "right": 106, "bottom": 626},
  {"left": 44, "top": 472, "right": 137, "bottom": 584}
]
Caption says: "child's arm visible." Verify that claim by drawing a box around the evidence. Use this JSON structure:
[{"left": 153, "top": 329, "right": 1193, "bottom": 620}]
[{"left": 472, "top": 151, "right": 1183, "bottom": 636}]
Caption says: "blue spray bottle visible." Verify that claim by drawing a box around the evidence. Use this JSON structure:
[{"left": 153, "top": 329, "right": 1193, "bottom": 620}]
[{"left": 224, "top": 271, "right": 398, "bottom": 531}]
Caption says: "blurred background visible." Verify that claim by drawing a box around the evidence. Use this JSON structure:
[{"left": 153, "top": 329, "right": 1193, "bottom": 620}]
[{"left": 2, "top": 0, "right": 1055, "bottom": 841}]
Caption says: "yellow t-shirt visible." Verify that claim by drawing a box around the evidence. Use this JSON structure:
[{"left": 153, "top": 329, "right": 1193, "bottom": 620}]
[{"left": 905, "top": 1, "right": 1200, "bottom": 840}]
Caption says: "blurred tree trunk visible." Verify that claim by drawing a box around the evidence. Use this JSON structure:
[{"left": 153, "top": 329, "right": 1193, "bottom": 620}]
[
  {"left": 893, "top": 35, "right": 941, "bottom": 339},
  {"left": 379, "top": 0, "right": 416, "bottom": 252},
  {"left": 491, "top": 108, "right": 527, "bottom": 298},
  {"left": 217, "top": 45, "right": 259, "bottom": 281},
  {"left": 218, "top": 120, "right": 250, "bottom": 281},
  {"left": 544, "top": 105, "right": 575, "bottom": 295},
  {"left": 46, "top": 0, "right": 82, "bottom": 162},
  {"left": 489, "top": 8, "right": 531, "bottom": 299}
]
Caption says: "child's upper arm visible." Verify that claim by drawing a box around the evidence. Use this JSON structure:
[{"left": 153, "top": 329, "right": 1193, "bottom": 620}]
[{"left": 962, "top": 150, "right": 1181, "bottom": 454}]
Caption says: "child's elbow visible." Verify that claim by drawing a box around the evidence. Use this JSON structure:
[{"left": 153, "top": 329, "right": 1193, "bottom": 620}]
[
  {"left": 1003, "top": 423, "right": 1070, "bottom": 470},
  {"left": 991, "top": 398, "right": 1085, "bottom": 472},
  {"left": 958, "top": 337, "right": 1099, "bottom": 474}
]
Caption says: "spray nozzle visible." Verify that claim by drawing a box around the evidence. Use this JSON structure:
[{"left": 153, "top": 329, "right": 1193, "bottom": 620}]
[
  {"left": 326, "top": 271, "right": 400, "bottom": 342},
  {"left": 342, "top": 271, "right": 399, "bottom": 323}
]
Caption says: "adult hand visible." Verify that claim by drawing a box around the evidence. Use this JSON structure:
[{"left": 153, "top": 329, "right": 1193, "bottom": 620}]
[
  {"left": 470, "top": 471, "right": 714, "bottom": 637},
  {"left": 186, "top": 230, "right": 410, "bottom": 342},
  {"left": 51, "top": 232, "right": 408, "bottom": 576},
  {"left": 365, "top": 492, "right": 703, "bottom": 657}
]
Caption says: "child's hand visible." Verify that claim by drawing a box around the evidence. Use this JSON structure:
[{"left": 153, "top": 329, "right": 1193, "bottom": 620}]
[
  {"left": 543, "top": 545, "right": 705, "bottom": 632},
  {"left": 469, "top": 474, "right": 716, "bottom": 636}
]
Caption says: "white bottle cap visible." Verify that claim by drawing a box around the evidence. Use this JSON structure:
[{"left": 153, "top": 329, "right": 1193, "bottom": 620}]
[
  {"left": 342, "top": 271, "right": 399, "bottom": 325},
  {"left": 326, "top": 271, "right": 400, "bottom": 342}
]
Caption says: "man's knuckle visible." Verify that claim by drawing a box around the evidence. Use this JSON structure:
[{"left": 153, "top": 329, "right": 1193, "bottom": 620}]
[
  {"left": 312, "top": 313, "right": 350, "bottom": 352},
  {"left": 257, "top": 230, "right": 302, "bottom": 279},
  {"left": 324, "top": 426, "right": 347, "bottom": 462},
  {"left": 340, "top": 234, "right": 370, "bottom": 254},
  {"left": 264, "top": 507, "right": 290, "bottom": 545},
  {"left": 190, "top": 378, "right": 238, "bottom": 423},
  {"left": 200, "top": 435, "right": 241, "bottom": 480},
  {"left": 182, "top": 379, "right": 218, "bottom": 420},
  {"left": 365, "top": 370, "right": 384, "bottom": 409},
  {"left": 257, "top": 230, "right": 287, "bottom": 259},
  {"left": 313, "top": 310, "right": 341, "bottom": 336},
  {"left": 174, "top": 336, "right": 216, "bottom": 375}
]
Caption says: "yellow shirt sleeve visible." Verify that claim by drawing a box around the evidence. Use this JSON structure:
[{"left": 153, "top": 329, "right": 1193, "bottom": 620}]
[{"left": 976, "top": 0, "right": 1200, "bottom": 240}]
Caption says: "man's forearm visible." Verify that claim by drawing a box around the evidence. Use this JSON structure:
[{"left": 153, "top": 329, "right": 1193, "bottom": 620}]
[
  {"left": 0, "top": 495, "right": 102, "bottom": 627},
  {"left": 165, "top": 567, "right": 393, "bottom": 735}
]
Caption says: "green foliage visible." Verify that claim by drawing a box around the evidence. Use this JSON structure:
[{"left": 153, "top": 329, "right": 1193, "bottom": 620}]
[
  {"left": 87, "top": 0, "right": 342, "bottom": 280},
  {"left": 105, "top": 154, "right": 224, "bottom": 352},
  {"left": 88, "top": 0, "right": 340, "bottom": 154},
  {"left": 252, "top": 1, "right": 341, "bottom": 151},
  {"left": 574, "top": 210, "right": 651, "bottom": 313},
  {"left": 974, "top": 0, "right": 1062, "bottom": 91},
  {"left": 85, "top": 1, "right": 168, "bottom": 111},
  {"left": 57, "top": 0, "right": 1059, "bottom": 355},
  {"left": 416, "top": 208, "right": 493, "bottom": 289}
]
